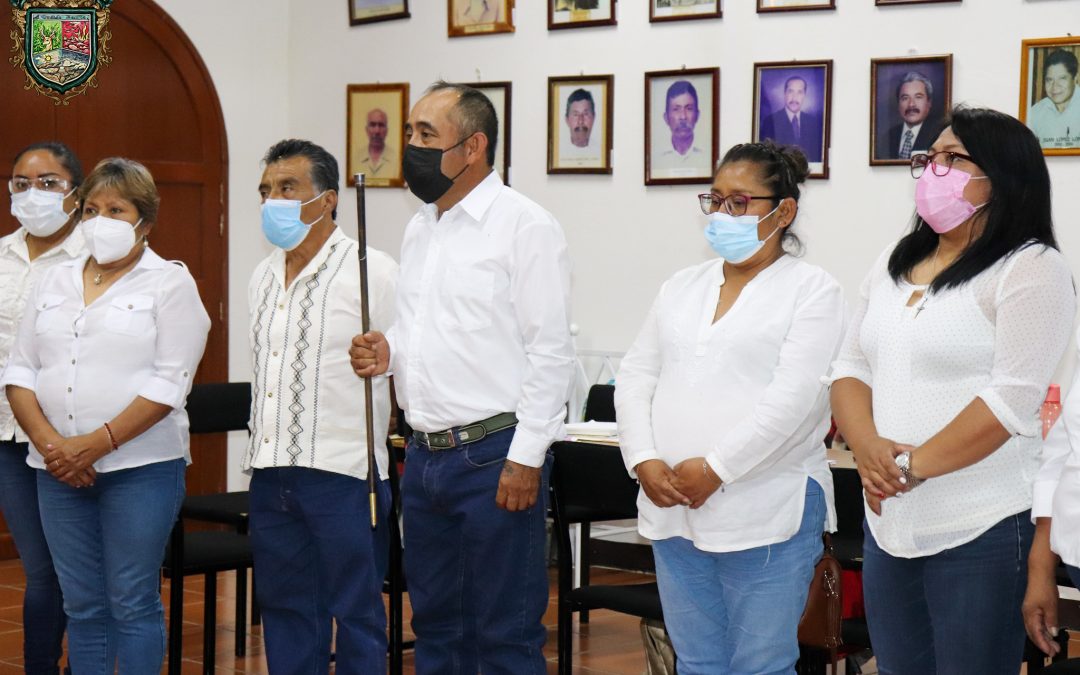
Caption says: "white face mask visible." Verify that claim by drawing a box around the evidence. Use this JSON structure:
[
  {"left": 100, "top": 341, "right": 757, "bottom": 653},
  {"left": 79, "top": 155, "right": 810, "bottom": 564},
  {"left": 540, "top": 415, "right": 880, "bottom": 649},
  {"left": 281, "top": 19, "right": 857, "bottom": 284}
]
[
  {"left": 82, "top": 215, "right": 142, "bottom": 265},
  {"left": 10, "top": 188, "right": 76, "bottom": 237}
]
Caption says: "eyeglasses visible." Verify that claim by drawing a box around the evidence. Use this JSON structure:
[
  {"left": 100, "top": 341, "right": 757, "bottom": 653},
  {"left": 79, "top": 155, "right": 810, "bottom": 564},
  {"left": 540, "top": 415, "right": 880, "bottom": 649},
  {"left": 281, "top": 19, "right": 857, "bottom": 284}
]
[
  {"left": 8, "top": 177, "right": 72, "bottom": 194},
  {"left": 697, "top": 193, "right": 777, "bottom": 217},
  {"left": 910, "top": 152, "right": 977, "bottom": 179}
]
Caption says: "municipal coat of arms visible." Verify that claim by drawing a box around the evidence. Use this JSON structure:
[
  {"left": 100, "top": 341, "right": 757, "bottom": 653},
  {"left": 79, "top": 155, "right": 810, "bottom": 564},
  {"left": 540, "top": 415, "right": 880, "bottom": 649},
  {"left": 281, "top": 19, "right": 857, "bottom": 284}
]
[{"left": 9, "top": 0, "right": 113, "bottom": 104}]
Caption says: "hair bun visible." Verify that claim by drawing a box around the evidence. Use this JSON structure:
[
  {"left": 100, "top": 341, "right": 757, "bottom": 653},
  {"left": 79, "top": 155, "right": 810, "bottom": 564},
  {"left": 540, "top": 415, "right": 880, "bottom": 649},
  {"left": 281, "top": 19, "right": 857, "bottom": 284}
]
[{"left": 777, "top": 144, "right": 810, "bottom": 184}]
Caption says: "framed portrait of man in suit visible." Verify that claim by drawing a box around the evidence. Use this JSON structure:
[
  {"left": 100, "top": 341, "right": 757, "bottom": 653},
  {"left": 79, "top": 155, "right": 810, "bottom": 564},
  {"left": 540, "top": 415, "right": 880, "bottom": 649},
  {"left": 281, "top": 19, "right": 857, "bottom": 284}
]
[
  {"left": 870, "top": 55, "right": 952, "bottom": 166},
  {"left": 753, "top": 60, "right": 832, "bottom": 179}
]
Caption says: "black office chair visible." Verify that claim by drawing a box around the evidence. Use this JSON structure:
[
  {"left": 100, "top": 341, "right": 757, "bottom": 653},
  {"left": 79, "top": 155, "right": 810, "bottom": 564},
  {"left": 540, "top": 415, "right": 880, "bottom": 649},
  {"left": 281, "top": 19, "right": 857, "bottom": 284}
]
[
  {"left": 583, "top": 383, "right": 616, "bottom": 424},
  {"left": 165, "top": 382, "right": 253, "bottom": 675},
  {"left": 551, "top": 440, "right": 663, "bottom": 675}
]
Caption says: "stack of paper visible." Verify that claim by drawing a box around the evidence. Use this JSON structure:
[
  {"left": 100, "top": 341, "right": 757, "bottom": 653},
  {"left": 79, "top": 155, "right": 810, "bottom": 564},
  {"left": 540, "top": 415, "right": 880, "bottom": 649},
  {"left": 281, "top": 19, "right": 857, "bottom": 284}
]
[{"left": 564, "top": 421, "right": 619, "bottom": 446}]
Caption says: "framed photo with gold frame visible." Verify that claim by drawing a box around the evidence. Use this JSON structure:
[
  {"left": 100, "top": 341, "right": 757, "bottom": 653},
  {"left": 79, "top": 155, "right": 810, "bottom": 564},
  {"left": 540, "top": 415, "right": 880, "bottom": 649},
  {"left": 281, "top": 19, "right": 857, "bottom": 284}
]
[
  {"left": 549, "top": 0, "right": 616, "bottom": 30},
  {"left": 346, "top": 83, "right": 409, "bottom": 188},
  {"left": 348, "top": 0, "right": 410, "bottom": 26},
  {"left": 757, "top": 0, "right": 834, "bottom": 12},
  {"left": 1020, "top": 36, "right": 1080, "bottom": 155},
  {"left": 752, "top": 60, "right": 832, "bottom": 179},
  {"left": 870, "top": 55, "right": 952, "bottom": 166},
  {"left": 650, "top": 0, "right": 721, "bottom": 23},
  {"left": 448, "top": 0, "right": 514, "bottom": 37},
  {"left": 548, "top": 75, "right": 614, "bottom": 174},
  {"left": 645, "top": 67, "right": 719, "bottom": 186},
  {"left": 463, "top": 81, "right": 513, "bottom": 184}
]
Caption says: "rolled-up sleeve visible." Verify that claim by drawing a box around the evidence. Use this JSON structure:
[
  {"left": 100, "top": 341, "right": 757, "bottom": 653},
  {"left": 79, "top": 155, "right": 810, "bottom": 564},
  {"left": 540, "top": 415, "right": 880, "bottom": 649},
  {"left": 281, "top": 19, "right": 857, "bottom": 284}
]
[
  {"left": 615, "top": 292, "right": 664, "bottom": 477},
  {"left": 136, "top": 267, "right": 210, "bottom": 409},
  {"left": 976, "top": 248, "right": 1076, "bottom": 438}
]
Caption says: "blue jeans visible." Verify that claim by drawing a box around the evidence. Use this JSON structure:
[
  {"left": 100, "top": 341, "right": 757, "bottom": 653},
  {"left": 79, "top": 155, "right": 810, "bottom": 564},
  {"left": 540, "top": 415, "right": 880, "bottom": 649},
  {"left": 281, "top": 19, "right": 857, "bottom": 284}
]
[
  {"left": 402, "top": 428, "right": 551, "bottom": 675},
  {"left": 0, "top": 440, "right": 66, "bottom": 674},
  {"left": 249, "top": 467, "right": 391, "bottom": 675},
  {"left": 651, "top": 478, "right": 826, "bottom": 675},
  {"left": 862, "top": 510, "right": 1034, "bottom": 675},
  {"left": 37, "top": 458, "right": 184, "bottom": 674}
]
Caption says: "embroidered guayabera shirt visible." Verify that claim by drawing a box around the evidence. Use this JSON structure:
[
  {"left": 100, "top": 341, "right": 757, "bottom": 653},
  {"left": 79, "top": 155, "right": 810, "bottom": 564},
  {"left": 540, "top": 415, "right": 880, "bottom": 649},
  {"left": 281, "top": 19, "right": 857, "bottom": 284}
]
[{"left": 244, "top": 228, "right": 398, "bottom": 480}]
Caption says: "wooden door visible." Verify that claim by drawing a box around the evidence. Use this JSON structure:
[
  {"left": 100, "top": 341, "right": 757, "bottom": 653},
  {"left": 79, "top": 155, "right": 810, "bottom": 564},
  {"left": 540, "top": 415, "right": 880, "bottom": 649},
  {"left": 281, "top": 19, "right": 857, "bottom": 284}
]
[{"left": 0, "top": 0, "right": 228, "bottom": 558}]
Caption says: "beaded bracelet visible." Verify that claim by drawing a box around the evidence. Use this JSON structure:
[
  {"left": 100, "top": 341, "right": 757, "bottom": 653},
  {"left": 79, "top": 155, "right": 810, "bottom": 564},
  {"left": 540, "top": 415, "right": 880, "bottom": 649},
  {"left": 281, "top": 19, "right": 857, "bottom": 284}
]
[{"left": 102, "top": 422, "right": 119, "bottom": 452}]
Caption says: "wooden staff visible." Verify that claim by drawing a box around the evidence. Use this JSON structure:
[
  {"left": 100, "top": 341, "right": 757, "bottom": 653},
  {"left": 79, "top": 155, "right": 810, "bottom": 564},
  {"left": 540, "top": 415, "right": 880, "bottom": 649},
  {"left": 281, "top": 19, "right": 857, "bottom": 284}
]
[{"left": 354, "top": 173, "right": 377, "bottom": 529}]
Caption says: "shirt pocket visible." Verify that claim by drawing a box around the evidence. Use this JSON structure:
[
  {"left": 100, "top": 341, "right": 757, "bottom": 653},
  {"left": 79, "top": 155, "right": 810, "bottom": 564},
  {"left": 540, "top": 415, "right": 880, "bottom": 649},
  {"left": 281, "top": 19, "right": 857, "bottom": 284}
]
[
  {"left": 105, "top": 294, "right": 155, "bottom": 337},
  {"left": 34, "top": 293, "right": 69, "bottom": 335},
  {"left": 441, "top": 268, "right": 494, "bottom": 332}
]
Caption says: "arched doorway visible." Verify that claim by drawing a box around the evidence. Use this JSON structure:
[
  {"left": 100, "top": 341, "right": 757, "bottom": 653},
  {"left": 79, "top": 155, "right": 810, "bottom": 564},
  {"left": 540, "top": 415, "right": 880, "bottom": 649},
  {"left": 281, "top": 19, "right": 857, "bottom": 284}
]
[{"left": 0, "top": 0, "right": 228, "bottom": 557}]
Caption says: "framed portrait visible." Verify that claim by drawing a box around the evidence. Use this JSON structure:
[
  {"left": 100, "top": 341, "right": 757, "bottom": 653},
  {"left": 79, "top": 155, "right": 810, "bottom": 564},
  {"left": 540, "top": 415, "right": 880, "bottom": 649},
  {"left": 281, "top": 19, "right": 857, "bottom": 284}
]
[
  {"left": 1020, "top": 36, "right": 1080, "bottom": 155},
  {"left": 348, "top": 0, "right": 409, "bottom": 26},
  {"left": 649, "top": 0, "right": 721, "bottom": 23},
  {"left": 752, "top": 60, "right": 832, "bottom": 179},
  {"left": 464, "top": 81, "right": 513, "bottom": 184},
  {"left": 645, "top": 68, "right": 719, "bottom": 186},
  {"left": 757, "top": 0, "right": 834, "bottom": 13},
  {"left": 448, "top": 0, "right": 514, "bottom": 37},
  {"left": 548, "top": 75, "right": 614, "bottom": 174},
  {"left": 870, "top": 55, "right": 952, "bottom": 166},
  {"left": 548, "top": 0, "right": 616, "bottom": 30},
  {"left": 346, "top": 83, "right": 409, "bottom": 188},
  {"left": 875, "top": 0, "right": 959, "bottom": 5}
]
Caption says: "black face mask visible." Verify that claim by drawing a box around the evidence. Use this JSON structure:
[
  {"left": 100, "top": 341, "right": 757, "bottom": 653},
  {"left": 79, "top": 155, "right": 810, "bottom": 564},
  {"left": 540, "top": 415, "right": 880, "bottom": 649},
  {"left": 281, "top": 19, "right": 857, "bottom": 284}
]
[{"left": 403, "top": 137, "right": 469, "bottom": 204}]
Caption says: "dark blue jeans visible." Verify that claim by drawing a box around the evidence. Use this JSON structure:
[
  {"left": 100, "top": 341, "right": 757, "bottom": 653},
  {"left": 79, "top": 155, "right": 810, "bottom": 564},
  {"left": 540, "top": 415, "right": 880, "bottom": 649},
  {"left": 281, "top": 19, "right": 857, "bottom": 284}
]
[
  {"left": 249, "top": 467, "right": 391, "bottom": 675},
  {"left": 402, "top": 428, "right": 551, "bottom": 675},
  {"left": 0, "top": 440, "right": 65, "bottom": 674},
  {"left": 862, "top": 511, "right": 1034, "bottom": 675}
]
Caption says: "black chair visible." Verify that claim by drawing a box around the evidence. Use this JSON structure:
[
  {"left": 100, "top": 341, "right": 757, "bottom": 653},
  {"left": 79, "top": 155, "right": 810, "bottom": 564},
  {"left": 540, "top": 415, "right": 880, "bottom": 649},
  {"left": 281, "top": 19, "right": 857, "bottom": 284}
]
[
  {"left": 165, "top": 382, "right": 253, "bottom": 675},
  {"left": 583, "top": 384, "right": 616, "bottom": 424},
  {"left": 551, "top": 441, "right": 663, "bottom": 675}
]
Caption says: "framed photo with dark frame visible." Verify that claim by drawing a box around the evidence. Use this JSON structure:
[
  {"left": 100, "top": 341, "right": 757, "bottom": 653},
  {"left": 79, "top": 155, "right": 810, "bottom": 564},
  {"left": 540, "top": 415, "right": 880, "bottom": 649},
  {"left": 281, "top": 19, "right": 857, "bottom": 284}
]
[
  {"left": 870, "top": 55, "right": 952, "bottom": 166},
  {"left": 448, "top": 0, "right": 514, "bottom": 37},
  {"left": 548, "top": 0, "right": 616, "bottom": 30},
  {"left": 1020, "top": 36, "right": 1080, "bottom": 155},
  {"left": 757, "top": 0, "right": 834, "bottom": 12},
  {"left": 346, "top": 83, "right": 409, "bottom": 188},
  {"left": 875, "top": 0, "right": 959, "bottom": 5},
  {"left": 752, "top": 60, "right": 832, "bottom": 179},
  {"left": 348, "top": 0, "right": 409, "bottom": 26},
  {"left": 649, "top": 0, "right": 721, "bottom": 23},
  {"left": 548, "top": 74, "right": 614, "bottom": 174},
  {"left": 645, "top": 68, "right": 719, "bottom": 186},
  {"left": 464, "top": 81, "right": 513, "bottom": 183}
]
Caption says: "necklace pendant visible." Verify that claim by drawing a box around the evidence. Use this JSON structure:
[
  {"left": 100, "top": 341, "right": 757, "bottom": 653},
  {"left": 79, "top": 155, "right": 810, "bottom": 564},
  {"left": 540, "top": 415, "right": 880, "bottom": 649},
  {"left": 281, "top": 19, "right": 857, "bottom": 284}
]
[{"left": 93, "top": 273, "right": 102, "bottom": 285}]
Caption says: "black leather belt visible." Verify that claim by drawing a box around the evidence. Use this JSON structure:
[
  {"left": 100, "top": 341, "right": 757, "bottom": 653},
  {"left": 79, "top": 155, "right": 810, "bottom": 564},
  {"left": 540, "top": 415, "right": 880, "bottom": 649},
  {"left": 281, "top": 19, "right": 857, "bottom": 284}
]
[{"left": 413, "top": 412, "right": 518, "bottom": 450}]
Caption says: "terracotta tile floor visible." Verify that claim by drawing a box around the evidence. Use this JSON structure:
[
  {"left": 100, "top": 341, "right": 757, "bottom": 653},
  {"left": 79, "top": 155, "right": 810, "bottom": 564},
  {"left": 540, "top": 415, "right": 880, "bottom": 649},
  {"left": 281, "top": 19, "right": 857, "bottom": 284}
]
[{"left": 0, "top": 560, "right": 653, "bottom": 674}]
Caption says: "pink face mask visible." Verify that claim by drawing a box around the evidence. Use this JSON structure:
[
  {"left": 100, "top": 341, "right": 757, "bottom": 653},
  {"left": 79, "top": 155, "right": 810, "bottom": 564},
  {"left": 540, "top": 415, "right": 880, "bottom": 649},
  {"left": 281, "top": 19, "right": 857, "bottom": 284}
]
[{"left": 915, "top": 166, "right": 989, "bottom": 234}]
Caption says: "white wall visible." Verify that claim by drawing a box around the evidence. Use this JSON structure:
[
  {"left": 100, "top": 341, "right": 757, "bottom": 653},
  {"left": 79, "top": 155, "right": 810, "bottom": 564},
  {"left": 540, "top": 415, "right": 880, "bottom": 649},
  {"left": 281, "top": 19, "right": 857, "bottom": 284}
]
[{"left": 156, "top": 0, "right": 1080, "bottom": 487}]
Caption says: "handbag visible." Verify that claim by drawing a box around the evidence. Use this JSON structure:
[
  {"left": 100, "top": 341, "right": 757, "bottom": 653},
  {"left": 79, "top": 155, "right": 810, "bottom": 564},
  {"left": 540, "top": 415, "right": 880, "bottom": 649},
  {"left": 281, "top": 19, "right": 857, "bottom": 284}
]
[{"left": 797, "top": 534, "right": 843, "bottom": 652}]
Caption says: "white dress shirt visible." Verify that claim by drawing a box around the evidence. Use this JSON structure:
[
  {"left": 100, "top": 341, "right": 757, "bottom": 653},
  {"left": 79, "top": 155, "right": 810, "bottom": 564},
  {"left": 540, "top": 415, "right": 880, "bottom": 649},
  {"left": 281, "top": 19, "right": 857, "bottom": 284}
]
[
  {"left": 830, "top": 243, "right": 1076, "bottom": 558},
  {"left": 1, "top": 248, "right": 210, "bottom": 471},
  {"left": 244, "top": 228, "right": 398, "bottom": 480},
  {"left": 616, "top": 255, "right": 844, "bottom": 552},
  {"left": 0, "top": 226, "right": 85, "bottom": 442},
  {"left": 1033, "top": 329, "right": 1080, "bottom": 567},
  {"left": 389, "top": 171, "right": 575, "bottom": 468}
]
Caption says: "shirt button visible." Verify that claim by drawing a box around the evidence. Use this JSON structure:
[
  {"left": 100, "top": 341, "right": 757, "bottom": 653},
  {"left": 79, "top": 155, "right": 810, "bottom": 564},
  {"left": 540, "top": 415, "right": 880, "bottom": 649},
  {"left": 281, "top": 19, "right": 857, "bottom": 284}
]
[
  {"left": 267, "top": 392, "right": 273, "bottom": 398},
  {"left": 127, "top": 304, "right": 133, "bottom": 309},
  {"left": 67, "top": 387, "right": 72, "bottom": 393},
  {"left": 263, "top": 438, "right": 270, "bottom": 444},
  {"left": 272, "top": 351, "right": 279, "bottom": 357},
  {"left": 278, "top": 304, "right": 285, "bottom": 310},
  {"left": 71, "top": 359, "right": 75, "bottom": 365},
  {"left": 182, "top": 371, "right": 189, "bottom": 378},
  {"left": 67, "top": 414, "right": 73, "bottom": 420}
]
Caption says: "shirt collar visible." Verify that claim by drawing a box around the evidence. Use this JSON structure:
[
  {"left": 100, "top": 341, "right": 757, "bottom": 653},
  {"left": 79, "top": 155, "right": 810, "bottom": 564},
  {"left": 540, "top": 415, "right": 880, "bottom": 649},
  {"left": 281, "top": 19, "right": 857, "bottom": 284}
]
[
  {"left": 269, "top": 226, "right": 346, "bottom": 287},
  {"left": 0, "top": 223, "right": 85, "bottom": 261},
  {"left": 902, "top": 122, "right": 924, "bottom": 137},
  {"left": 452, "top": 170, "right": 502, "bottom": 225}
]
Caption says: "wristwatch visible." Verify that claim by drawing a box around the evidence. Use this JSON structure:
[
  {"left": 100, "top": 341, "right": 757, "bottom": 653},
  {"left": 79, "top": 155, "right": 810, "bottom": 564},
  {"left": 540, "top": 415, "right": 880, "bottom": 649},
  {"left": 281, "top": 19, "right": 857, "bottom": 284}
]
[{"left": 894, "top": 451, "right": 925, "bottom": 488}]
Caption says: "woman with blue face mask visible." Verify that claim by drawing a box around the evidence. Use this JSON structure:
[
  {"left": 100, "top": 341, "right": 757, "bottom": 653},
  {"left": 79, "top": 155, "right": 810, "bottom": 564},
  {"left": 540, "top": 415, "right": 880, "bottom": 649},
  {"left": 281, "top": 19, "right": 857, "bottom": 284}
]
[
  {"left": 829, "top": 106, "right": 1076, "bottom": 673},
  {"left": 0, "top": 141, "right": 85, "bottom": 674},
  {"left": 615, "top": 141, "right": 845, "bottom": 674}
]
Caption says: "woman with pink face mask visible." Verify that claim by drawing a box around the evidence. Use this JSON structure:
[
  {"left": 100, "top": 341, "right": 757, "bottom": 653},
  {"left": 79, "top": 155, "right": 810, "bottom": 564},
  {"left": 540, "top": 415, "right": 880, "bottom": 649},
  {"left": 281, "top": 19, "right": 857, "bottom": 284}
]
[{"left": 829, "top": 106, "right": 1076, "bottom": 674}]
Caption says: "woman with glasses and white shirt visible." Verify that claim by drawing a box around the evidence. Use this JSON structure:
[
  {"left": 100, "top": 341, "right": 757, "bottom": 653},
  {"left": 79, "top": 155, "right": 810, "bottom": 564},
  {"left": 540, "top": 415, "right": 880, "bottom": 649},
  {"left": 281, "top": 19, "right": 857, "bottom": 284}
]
[
  {"left": 2, "top": 157, "right": 210, "bottom": 673},
  {"left": 830, "top": 107, "right": 1075, "bottom": 674},
  {"left": 1, "top": 141, "right": 85, "bottom": 674},
  {"left": 616, "top": 141, "right": 844, "bottom": 674}
]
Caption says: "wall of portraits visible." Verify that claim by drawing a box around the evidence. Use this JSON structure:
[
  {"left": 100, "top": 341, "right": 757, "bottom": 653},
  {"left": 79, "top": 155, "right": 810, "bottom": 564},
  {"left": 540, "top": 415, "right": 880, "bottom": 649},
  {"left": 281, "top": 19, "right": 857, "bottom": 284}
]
[{"left": 146, "top": 0, "right": 1080, "bottom": 488}]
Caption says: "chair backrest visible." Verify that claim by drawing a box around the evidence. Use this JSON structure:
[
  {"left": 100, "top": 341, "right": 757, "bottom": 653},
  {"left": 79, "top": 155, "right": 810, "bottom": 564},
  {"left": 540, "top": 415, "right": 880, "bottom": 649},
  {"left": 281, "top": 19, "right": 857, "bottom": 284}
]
[
  {"left": 583, "top": 384, "right": 616, "bottom": 423},
  {"left": 551, "top": 441, "right": 639, "bottom": 525},
  {"left": 186, "top": 382, "right": 252, "bottom": 435},
  {"left": 831, "top": 466, "right": 864, "bottom": 537}
]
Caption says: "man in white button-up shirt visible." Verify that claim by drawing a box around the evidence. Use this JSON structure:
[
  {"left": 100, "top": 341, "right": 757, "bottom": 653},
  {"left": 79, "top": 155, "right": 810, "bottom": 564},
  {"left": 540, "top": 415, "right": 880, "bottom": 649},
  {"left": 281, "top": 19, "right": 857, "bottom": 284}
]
[
  {"left": 352, "top": 82, "right": 574, "bottom": 674},
  {"left": 246, "top": 139, "right": 398, "bottom": 674}
]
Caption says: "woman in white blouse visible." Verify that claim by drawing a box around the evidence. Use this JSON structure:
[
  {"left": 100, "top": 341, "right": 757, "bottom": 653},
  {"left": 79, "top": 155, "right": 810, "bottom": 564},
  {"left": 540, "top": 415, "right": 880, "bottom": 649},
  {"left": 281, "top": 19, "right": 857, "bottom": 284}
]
[
  {"left": 830, "top": 107, "right": 1075, "bottom": 674},
  {"left": 616, "top": 141, "right": 845, "bottom": 674},
  {"left": 2, "top": 158, "right": 210, "bottom": 673}
]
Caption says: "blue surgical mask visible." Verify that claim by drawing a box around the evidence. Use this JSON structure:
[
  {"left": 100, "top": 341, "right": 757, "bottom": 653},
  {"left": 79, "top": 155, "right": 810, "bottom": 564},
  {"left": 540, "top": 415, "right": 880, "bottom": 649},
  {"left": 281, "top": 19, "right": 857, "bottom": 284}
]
[
  {"left": 703, "top": 205, "right": 781, "bottom": 263},
  {"left": 260, "top": 191, "right": 325, "bottom": 250}
]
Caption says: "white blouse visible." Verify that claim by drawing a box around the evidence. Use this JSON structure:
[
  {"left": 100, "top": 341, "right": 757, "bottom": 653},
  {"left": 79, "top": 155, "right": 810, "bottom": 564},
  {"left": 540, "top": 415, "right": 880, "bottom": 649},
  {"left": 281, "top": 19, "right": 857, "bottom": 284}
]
[
  {"left": 1, "top": 249, "right": 210, "bottom": 472},
  {"left": 616, "top": 255, "right": 844, "bottom": 553},
  {"left": 830, "top": 243, "right": 1075, "bottom": 558}
]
